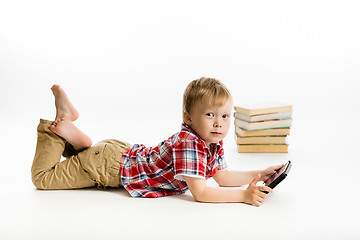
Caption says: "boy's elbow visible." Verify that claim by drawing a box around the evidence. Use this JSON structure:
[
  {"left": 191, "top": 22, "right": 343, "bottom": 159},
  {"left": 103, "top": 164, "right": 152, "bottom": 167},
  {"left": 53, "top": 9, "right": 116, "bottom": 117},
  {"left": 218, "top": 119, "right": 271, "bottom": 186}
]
[
  {"left": 194, "top": 196, "right": 208, "bottom": 203},
  {"left": 191, "top": 190, "right": 208, "bottom": 203},
  {"left": 193, "top": 195, "right": 204, "bottom": 203},
  {"left": 215, "top": 179, "right": 227, "bottom": 187},
  {"left": 184, "top": 176, "right": 208, "bottom": 202},
  {"left": 192, "top": 193, "right": 202, "bottom": 202},
  {"left": 213, "top": 172, "right": 228, "bottom": 187}
]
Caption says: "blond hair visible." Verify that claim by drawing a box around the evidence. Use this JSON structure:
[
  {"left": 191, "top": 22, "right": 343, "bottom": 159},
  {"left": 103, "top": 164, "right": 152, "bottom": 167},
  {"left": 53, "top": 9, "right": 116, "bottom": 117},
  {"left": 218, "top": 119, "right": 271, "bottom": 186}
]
[{"left": 183, "top": 77, "right": 232, "bottom": 115}]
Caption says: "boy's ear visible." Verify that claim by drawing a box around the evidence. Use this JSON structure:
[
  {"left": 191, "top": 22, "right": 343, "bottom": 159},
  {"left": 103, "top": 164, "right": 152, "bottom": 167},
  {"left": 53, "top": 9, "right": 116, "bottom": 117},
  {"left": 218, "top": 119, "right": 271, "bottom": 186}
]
[{"left": 183, "top": 111, "right": 192, "bottom": 126}]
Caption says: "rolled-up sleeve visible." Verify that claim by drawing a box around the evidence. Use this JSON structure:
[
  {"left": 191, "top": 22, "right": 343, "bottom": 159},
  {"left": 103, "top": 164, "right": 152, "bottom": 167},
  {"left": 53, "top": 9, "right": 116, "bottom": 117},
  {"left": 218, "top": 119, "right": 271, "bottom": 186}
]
[{"left": 172, "top": 140, "right": 207, "bottom": 181}]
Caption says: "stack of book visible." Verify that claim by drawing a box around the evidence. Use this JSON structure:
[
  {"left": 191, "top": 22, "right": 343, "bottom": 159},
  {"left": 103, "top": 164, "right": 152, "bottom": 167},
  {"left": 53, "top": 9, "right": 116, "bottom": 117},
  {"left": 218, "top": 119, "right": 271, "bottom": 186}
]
[{"left": 234, "top": 103, "right": 292, "bottom": 153}]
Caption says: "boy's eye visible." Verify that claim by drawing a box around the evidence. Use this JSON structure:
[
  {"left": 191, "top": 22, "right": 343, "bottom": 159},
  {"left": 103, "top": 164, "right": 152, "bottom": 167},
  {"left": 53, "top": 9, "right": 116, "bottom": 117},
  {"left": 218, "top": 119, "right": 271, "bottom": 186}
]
[
  {"left": 206, "top": 113, "right": 214, "bottom": 117},
  {"left": 222, "top": 115, "right": 229, "bottom": 119}
]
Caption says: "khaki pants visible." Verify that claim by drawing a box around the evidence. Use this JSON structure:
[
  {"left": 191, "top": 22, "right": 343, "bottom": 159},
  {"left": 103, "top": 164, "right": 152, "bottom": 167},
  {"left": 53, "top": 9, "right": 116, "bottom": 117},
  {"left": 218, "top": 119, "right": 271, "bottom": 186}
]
[{"left": 31, "top": 119, "right": 131, "bottom": 190}]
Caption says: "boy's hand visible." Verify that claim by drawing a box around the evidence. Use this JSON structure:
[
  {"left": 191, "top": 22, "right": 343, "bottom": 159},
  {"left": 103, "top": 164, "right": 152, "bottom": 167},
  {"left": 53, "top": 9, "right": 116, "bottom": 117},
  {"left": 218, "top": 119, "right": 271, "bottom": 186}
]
[
  {"left": 244, "top": 174, "right": 273, "bottom": 207},
  {"left": 259, "top": 164, "right": 284, "bottom": 182}
]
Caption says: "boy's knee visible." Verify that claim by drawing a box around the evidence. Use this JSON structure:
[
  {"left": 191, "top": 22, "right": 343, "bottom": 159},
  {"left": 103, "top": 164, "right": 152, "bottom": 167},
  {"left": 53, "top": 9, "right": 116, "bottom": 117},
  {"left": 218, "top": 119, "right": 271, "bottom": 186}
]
[{"left": 32, "top": 173, "right": 47, "bottom": 190}]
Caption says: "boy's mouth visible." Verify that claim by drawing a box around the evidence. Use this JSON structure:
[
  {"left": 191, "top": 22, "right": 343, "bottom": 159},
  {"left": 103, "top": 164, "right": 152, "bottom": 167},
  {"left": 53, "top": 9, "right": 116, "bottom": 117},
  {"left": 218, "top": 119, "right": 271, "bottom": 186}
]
[{"left": 211, "top": 132, "right": 222, "bottom": 135}]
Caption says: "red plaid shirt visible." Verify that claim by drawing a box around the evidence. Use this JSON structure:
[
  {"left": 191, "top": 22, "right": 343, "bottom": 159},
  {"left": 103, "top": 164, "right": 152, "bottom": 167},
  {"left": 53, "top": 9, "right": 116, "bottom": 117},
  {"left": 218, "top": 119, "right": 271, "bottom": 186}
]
[{"left": 120, "top": 124, "right": 227, "bottom": 198}]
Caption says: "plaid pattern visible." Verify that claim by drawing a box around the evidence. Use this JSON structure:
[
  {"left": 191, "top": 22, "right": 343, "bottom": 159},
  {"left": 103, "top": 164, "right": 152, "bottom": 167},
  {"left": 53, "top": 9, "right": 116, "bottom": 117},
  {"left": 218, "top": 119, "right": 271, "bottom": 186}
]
[{"left": 120, "top": 124, "right": 227, "bottom": 198}]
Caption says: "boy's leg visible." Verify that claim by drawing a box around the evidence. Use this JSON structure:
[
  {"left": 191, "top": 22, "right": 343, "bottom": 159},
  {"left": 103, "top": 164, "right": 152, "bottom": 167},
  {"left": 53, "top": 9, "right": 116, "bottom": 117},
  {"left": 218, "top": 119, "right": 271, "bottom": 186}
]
[
  {"left": 31, "top": 85, "right": 94, "bottom": 189},
  {"left": 77, "top": 139, "right": 131, "bottom": 189},
  {"left": 63, "top": 142, "right": 79, "bottom": 158},
  {"left": 31, "top": 119, "right": 96, "bottom": 189},
  {"left": 32, "top": 84, "right": 96, "bottom": 189},
  {"left": 31, "top": 84, "right": 129, "bottom": 190}
]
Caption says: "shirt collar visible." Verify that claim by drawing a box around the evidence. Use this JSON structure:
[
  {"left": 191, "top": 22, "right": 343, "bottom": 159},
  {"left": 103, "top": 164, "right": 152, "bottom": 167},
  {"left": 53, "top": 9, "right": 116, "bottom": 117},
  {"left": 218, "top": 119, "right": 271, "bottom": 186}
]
[{"left": 180, "top": 123, "right": 223, "bottom": 153}]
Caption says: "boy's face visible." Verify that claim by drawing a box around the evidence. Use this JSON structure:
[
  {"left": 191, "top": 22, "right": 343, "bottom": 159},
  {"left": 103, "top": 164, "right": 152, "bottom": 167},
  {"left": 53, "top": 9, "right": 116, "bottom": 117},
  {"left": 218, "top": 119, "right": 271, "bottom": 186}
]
[{"left": 184, "top": 98, "right": 233, "bottom": 147}]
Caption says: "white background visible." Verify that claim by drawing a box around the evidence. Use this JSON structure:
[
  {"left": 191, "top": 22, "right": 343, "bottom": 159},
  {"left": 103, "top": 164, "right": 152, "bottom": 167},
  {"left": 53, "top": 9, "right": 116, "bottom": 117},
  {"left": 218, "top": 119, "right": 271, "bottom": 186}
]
[{"left": 1, "top": 0, "right": 360, "bottom": 239}]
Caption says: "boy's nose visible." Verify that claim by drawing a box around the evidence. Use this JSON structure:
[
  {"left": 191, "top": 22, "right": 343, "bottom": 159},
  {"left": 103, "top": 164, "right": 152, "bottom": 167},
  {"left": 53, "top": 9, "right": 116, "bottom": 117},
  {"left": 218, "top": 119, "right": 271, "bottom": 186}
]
[{"left": 214, "top": 121, "right": 222, "bottom": 128}]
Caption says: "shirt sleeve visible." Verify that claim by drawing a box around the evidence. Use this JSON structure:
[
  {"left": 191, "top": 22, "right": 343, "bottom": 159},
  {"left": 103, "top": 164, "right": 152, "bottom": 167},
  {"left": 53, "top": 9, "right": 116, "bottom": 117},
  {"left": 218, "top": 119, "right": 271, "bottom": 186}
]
[
  {"left": 216, "top": 153, "right": 228, "bottom": 172},
  {"left": 172, "top": 140, "right": 207, "bottom": 181}
]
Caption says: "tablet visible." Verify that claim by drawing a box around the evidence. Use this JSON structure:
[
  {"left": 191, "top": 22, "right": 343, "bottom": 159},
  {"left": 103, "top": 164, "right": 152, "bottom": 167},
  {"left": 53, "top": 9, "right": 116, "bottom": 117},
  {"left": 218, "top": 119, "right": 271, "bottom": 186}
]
[{"left": 263, "top": 161, "right": 291, "bottom": 194}]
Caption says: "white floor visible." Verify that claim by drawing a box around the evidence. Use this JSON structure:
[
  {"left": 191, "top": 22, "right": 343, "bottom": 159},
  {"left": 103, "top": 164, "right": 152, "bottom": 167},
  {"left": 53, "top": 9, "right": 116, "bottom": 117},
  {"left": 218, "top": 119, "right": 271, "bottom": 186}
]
[
  {"left": 1, "top": 1, "right": 360, "bottom": 239},
  {"left": 1, "top": 96, "right": 359, "bottom": 239}
]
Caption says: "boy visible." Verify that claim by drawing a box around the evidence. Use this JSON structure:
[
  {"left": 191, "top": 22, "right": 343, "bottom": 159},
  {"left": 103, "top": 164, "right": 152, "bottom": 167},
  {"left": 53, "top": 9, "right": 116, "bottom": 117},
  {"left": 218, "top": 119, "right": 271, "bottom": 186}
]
[{"left": 32, "top": 77, "right": 283, "bottom": 207}]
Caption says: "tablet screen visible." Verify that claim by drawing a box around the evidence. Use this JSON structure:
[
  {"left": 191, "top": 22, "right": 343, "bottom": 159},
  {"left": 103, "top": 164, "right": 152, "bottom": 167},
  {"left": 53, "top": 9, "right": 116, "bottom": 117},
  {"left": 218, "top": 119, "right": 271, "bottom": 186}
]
[{"left": 264, "top": 162, "right": 289, "bottom": 186}]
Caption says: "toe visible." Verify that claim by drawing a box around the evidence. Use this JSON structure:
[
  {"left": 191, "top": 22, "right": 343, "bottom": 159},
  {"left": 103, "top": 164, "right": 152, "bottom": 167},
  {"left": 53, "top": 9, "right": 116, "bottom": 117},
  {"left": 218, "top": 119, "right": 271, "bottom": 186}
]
[{"left": 51, "top": 84, "right": 60, "bottom": 93}]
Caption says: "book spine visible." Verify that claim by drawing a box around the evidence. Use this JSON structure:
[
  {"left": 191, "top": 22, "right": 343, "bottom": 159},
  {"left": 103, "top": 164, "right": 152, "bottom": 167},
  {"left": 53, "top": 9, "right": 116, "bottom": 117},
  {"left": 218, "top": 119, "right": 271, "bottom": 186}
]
[
  {"left": 235, "top": 119, "right": 292, "bottom": 130},
  {"left": 236, "top": 136, "right": 286, "bottom": 144},
  {"left": 237, "top": 144, "right": 288, "bottom": 153},
  {"left": 234, "top": 105, "right": 292, "bottom": 116},
  {"left": 234, "top": 111, "right": 292, "bottom": 122},
  {"left": 235, "top": 126, "right": 291, "bottom": 137}
]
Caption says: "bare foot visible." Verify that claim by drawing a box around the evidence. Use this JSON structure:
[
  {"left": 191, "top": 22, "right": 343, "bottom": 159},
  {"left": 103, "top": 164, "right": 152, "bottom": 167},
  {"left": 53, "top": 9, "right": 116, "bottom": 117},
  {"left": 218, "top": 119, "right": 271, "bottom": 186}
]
[
  {"left": 50, "top": 118, "right": 92, "bottom": 150},
  {"left": 51, "top": 84, "right": 79, "bottom": 121}
]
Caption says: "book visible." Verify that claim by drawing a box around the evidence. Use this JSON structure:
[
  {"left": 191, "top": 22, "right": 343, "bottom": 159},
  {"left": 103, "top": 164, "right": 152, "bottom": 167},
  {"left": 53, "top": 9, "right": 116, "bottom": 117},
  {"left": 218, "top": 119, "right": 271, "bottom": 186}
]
[
  {"left": 234, "top": 103, "right": 292, "bottom": 116},
  {"left": 235, "top": 126, "right": 291, "bottom": 137},
  {"left": 235, "top": 136, "right": 287, "bottom": 144},
  {"left": 237, "top": 144, "right": 288, "bottom": 153},
  {"left": 234, "top": 118, "right": 292, "bottom": 130},
  {"left": 234, "top": 111, "right": 292, "bottom": 122},
  {"left": 234, "top": 103, "right": 293, "bottom": 153}
]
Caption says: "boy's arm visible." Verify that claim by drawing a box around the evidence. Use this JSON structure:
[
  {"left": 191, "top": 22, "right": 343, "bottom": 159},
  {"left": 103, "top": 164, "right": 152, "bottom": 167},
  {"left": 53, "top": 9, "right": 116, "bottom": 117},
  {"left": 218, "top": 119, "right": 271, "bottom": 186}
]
[
  {"left": 213, "top": 164, "right": 285, "bottom": 187},
  {"left": 184, "top": 175, "right": 272, "bottom": 206},
  {"left": 213, "top": 170, "right": 261, "bottom": 187}
]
